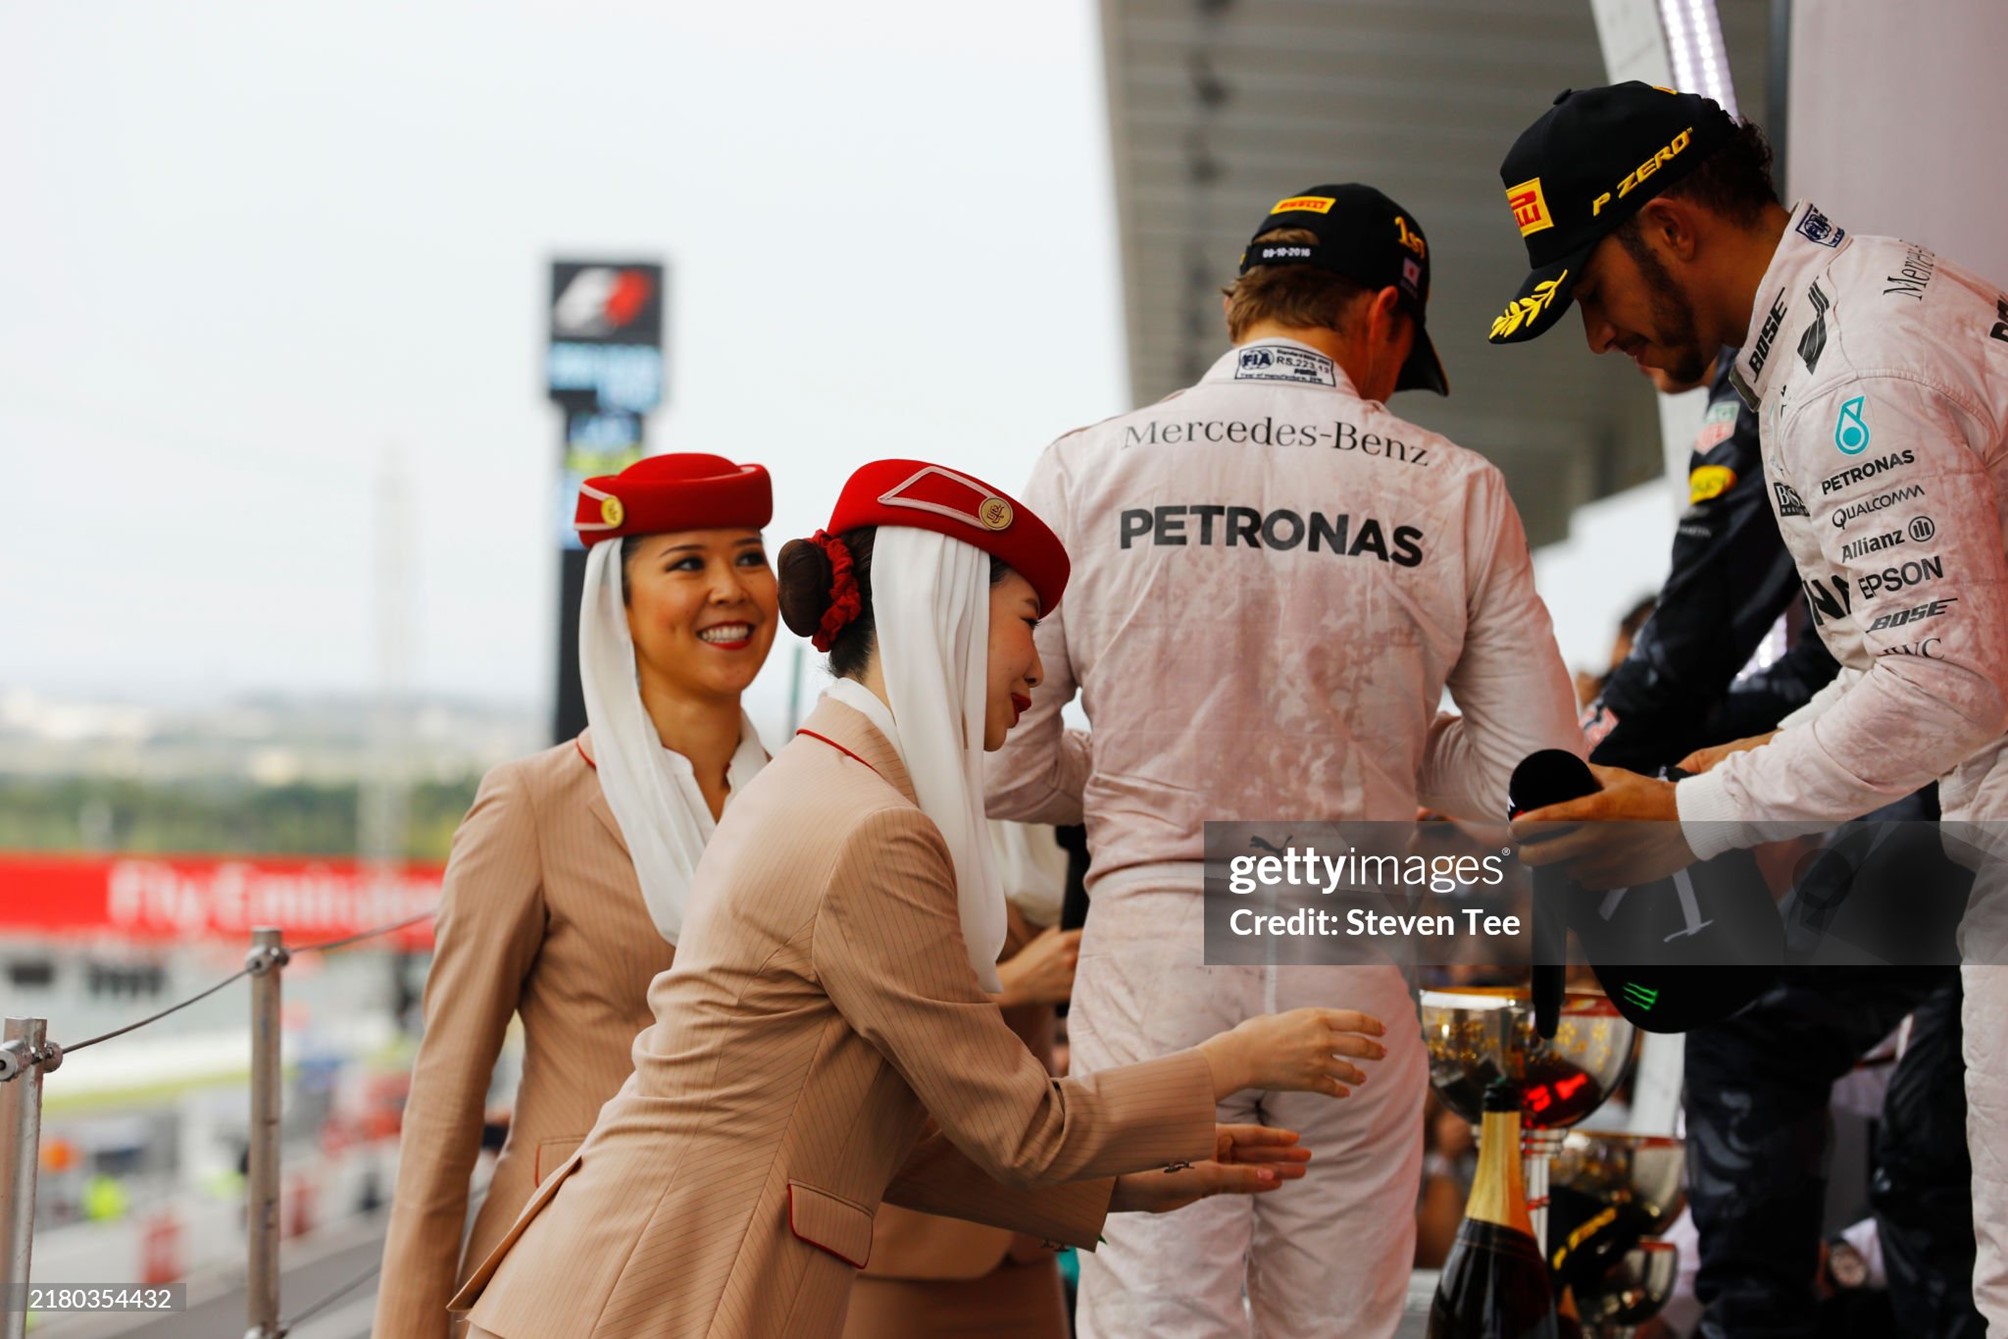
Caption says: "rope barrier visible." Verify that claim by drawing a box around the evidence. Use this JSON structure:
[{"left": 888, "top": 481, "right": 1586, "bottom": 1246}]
[
  {"left": 58, "top": 966, "right": 256, "bottom": 1058},
  {"left": 3, "top": 908, "right": 443, "bottom": 1334},
  {"left": 4, "top": 908, "right": 438, "bottom": 1076},
  {"left": 288, "top": 910, "right": 435, "bottom": 957}
]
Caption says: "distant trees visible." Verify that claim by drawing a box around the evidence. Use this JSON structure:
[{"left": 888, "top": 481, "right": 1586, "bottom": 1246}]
[{"left": 0, "top": 776, "right": 479, "bottom": 859}]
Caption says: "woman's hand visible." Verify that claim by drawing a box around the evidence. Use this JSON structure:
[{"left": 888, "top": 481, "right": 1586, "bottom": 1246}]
[
  {"left": 994, "top": 926, "right": 1082, "bottom": 1008},
  {"left": 1197, "top": 1008, "right": 1386, "bottom": 1099},
  {"left": 1108, "top": 1125, "right": 1311, "bottom": 1214}
]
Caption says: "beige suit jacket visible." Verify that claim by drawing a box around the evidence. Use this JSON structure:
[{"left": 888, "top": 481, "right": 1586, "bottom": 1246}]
[
  {"left": 861, "top": 906, "right": 1060, "bottom": 1282},
  {"left": 454, "top": 699, "right": 1216, "bottom": 1339},
  {"left": 375, "top": 733, "right": 675, "bottom": 1339}
]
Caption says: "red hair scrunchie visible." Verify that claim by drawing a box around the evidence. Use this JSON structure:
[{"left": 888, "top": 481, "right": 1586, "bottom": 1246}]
[{"left": 811, "top": 529, "right": 862, "bottom": 652}]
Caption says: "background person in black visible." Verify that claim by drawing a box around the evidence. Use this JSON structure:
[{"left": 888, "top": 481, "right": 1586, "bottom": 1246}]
[
  {"left": 1569, "top": 351, "right": 1974, "bottom": 1337},
  {"left": 1581, "top": 348, "right": 1837, "bottom": 773}
]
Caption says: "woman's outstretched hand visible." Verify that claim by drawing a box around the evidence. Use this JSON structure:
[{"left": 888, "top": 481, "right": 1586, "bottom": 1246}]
[
  {"left": 994, "top": 926, "right": 1082, "bottom": 1008},
  {"left": 1109, "top": 1125, "right": 1312, "bottom": 1214},
  {"left": 1197, "top": 1008, "right": 1387, "bottom": 1099}
]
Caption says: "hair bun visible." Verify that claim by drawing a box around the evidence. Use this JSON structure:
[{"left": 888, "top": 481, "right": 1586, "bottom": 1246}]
[{"left": 776, "top": 537, "right": 834, "bottom": 638}]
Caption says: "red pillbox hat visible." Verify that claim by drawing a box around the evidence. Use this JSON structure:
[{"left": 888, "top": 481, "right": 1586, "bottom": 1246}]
[
  {"left": 575, "top": 453, "right": 772, "bottom": 544},
  {"left": 826, "top": 460, "right": 1069, "bottom": 613}
]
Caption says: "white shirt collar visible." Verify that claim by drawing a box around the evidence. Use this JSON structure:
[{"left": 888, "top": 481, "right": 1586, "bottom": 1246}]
[
  {"left": 1730, "top": 200, "right": 1853, "bottom": 409},
  {"left": 821, "top": 679, "right": 905, "bottom": 767},
  {"left": 1200, "top": 337, "right": 1359, "bottom": 396}
]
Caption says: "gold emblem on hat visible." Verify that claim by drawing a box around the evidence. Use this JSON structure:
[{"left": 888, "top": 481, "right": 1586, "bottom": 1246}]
[
  {"left": 978, "top": 497, "right": 1014, "bottom": 531},
  {"left": 600, "top": 495, "right": 626, "bottom": 528}
]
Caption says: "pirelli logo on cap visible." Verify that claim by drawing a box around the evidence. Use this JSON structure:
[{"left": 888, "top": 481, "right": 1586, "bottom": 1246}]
[
  {"left": 1506, "top": 177, "right": 1552, "bottom": 236},
  {"left": 1272, "top": 195, "right": 1336, "bottom": 215}
]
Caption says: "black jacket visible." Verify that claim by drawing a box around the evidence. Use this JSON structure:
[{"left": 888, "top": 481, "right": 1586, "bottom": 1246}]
[{"left": 1588, "top": 358, "right": 1838, "bottom": 773}]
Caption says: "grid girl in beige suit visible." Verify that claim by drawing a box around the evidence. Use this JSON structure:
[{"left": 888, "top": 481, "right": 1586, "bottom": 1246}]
[
  {"left": 453, "top": 459, "right": 1390, "bottom": 1339},
  {"left": 373, "top": 454, "right": 779, "bottom": 1338}
]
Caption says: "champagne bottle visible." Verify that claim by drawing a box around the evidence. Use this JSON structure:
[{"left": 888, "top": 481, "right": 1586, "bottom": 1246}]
[{"left": 1427, "top": 1079, "right": 1558, "bottom": 1339}]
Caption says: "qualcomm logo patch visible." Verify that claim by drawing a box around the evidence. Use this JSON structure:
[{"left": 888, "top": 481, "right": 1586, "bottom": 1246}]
[{"left": 1834, "top": 396, "right": 1871, "bottom": 455}]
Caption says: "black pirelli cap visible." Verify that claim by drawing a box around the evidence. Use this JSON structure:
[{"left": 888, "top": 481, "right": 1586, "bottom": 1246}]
[
  {"left": 1239, "top": 183, "right": 1447, "bottom": 396},
  {"left": 1488, "top": 82, "right": 1738, "bottom": 344}
]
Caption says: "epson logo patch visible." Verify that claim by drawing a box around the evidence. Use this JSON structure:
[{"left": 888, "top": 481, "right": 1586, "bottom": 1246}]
[{"left": 1858, "top": 555, "right": 1946, "bottom": 601}]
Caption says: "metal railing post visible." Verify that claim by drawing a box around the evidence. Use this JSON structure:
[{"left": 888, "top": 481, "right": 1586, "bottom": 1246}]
[
  {"left": 1, "top": 1018, "right": 57, "bottom": 1339},
  {"left": 245, "top": 930, "right": 289, "bottom": 1339}
]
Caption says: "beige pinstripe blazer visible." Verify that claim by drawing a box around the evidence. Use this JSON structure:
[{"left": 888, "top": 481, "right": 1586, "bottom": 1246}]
[
  {"left": 453, "top": 698, "right": 1216, "bottom": 1339},
  {"left": 375, "top": 733, "right": 676, "bottom": 1339},
  {"left": 860, "top": 907, "right": 1061, "bottom": 1283}
]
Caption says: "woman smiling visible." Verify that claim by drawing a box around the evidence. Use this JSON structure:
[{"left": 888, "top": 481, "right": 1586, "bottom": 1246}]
[{"left": 374, "top": 454, "right": 777, "bottom": 1339}]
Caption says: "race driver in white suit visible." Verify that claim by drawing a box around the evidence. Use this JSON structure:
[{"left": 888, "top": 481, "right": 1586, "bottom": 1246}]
[
  {"left": 987, "top": 184, "right": 1583, "bottom": 1338},
  {"left": 1490, "top": 83, "right": 2008, "bottom": 1330}
]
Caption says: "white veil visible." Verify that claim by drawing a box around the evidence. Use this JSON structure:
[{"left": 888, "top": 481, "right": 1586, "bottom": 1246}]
[
  {"left": 848, "top": 527, "right": 1007, "bottom": 990},
  {"left": 577, "top": 538, "right": 762, "bottom": 943}
]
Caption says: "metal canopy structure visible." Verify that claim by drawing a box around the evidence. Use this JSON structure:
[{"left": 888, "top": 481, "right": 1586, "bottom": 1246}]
[{"left": 1099, "top": 0, "right": 1770, "bottom": 545}]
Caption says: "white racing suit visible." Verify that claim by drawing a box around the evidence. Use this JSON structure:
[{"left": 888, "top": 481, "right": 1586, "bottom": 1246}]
[
  {"left": 987, "top": 339, "right": 1581, "bottom": 1338},
  {"left": 1676, "top": 201, "right": 2008, "bottom": 1328}
]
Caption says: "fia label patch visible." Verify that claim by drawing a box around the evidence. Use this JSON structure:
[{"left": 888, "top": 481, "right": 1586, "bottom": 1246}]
[
  {"left": 1796, "top": 207, "right": 1845, "bottom": 248},
  {"left": 1234, "top": 345, "right": 1338, "bottom": 387}
]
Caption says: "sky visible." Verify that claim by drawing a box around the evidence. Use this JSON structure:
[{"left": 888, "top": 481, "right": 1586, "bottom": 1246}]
[{"left": 0, "top": 2, "right": 1128, "bottom": 735}]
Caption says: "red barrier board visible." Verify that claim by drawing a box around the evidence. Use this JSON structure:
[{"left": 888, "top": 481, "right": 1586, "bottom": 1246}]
[{"left": 0, "top": 853, "right": 441, "bottom": 948}]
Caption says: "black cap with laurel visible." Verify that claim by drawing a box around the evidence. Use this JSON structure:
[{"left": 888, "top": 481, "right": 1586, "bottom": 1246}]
[{"left": 1488, "top": 82, "right": 1737, "bottom": 344}]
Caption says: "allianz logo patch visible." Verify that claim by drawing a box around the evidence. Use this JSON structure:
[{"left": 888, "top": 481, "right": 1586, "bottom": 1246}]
[
  {"left": 1841, "top": 529, "right": 1903, "bottom": 562},
  {"left": 1235, "top": 346, "right": 1338, "bottom": 387}
]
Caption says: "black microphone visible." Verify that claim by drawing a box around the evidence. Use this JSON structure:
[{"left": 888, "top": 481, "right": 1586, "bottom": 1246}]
[
  {"left": 1510, "top": 752, "right": 1785, "bottom": 1035},
  {"left": 1508, "top": 750, "right": 1598, "bottom": 1039}
]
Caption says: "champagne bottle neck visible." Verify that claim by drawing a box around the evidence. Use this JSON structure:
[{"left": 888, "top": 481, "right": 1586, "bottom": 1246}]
[{"left": 1463, "top": 1106, "right": 1535, "bottom": 1235}]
